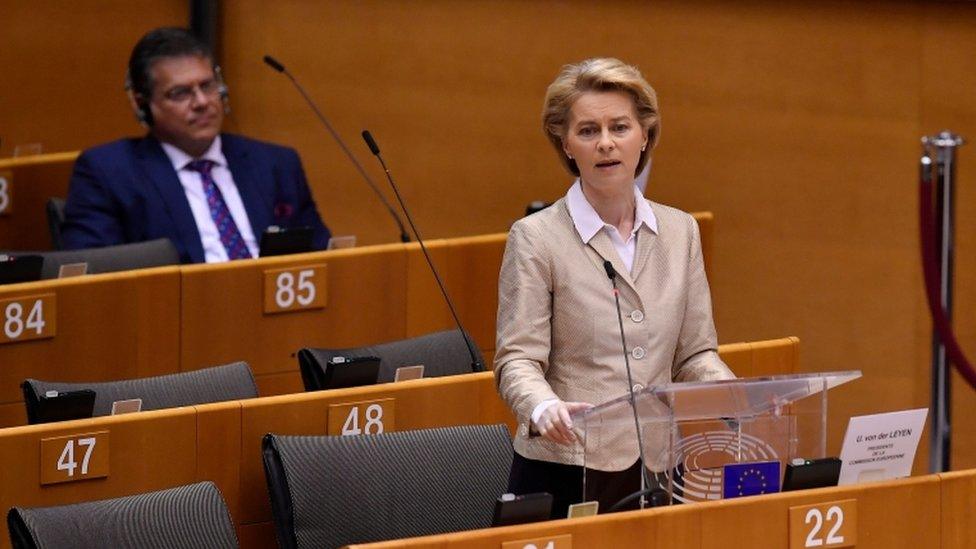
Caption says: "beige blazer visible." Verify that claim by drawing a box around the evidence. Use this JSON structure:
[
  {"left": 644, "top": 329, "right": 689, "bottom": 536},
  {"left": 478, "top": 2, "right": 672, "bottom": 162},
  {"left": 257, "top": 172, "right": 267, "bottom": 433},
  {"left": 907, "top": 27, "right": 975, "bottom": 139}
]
[{"left": 495, "top": 197, "right": 734, "bottom": 471}]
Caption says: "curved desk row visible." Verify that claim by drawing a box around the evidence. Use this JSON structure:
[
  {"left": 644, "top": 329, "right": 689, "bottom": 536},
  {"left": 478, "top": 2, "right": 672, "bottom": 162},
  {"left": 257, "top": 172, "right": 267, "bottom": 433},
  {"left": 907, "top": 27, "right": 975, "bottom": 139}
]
[
  {"left": 0, "top": 215, "right": 713, "bottom": 427},
  {"left": 0, "top": 337, "right": 794, "bottom": 549}
]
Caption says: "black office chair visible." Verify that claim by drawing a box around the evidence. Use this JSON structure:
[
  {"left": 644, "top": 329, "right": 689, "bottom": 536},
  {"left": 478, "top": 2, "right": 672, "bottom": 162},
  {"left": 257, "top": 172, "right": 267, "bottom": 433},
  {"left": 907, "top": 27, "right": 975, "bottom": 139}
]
[
  {"left": 44, "top": 198, "right": 66, "bottom": 250},
  {"left": 21, "top": 362, "right": 258, "bottom": 424},
  {"left": 297, "top": 329, "right": 483, "bottom": 391},
  {"left": 262, "top": 424, "right": 513, "bottom": 549},
  {"left": 7, "top": 481, "right": 239, "bottom": 548}
]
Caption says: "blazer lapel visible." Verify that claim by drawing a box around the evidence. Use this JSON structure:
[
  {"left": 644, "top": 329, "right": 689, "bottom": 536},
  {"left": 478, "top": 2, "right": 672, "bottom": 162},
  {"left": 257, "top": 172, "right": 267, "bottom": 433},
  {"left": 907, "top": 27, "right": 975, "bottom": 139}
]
[
  {"left": 136, "top": 136, "right": 205, "bottom": 263},
  {"left": 630, "top": 224, "right": 658, "bottom": 282},
  {"left": 586, "top": 230, "right": 639, "bottom": 294},
  {"left": 222, "top": 136, "right": 272, "bottom": 238}
]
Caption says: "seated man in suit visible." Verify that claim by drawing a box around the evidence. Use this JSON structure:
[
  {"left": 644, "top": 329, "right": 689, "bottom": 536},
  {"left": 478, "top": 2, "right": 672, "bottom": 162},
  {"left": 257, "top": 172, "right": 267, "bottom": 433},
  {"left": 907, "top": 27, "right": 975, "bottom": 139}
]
[{"left": 62, "top": 27, "right": 330, "bottom": 263}]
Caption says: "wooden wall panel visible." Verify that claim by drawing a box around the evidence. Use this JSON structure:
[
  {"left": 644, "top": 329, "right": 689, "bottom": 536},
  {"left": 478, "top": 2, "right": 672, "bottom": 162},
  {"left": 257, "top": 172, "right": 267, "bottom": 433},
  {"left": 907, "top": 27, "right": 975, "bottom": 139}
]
[
  {"left": 0, "top": 1, "right": 186, "bottom": 157},
  {"left": 919, "top": 3, "right": 976, "bottom": 472}
]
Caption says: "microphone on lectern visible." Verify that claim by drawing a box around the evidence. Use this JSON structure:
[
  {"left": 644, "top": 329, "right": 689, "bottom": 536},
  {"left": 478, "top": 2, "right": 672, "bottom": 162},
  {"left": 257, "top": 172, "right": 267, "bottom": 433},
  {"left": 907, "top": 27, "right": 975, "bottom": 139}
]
[
  {"left": 262, "top": 55, "right": 410, "bottom": 243},
  {"left": 360, "top": 129, "right": 484, "bottom": 373},
  {"left": 603, "top": 260, "right": 663, "bottom": 509}
]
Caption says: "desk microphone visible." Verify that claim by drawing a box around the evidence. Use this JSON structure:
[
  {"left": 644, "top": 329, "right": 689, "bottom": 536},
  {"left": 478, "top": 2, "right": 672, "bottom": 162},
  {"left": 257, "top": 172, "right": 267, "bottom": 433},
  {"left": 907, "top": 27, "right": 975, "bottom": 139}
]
[
  {"left": 603, "top": 260, "right": 658, "bottom": 508},
  {"left": 361, "top": 130, "right": 483, "bottom": 372},
  {"left": 262, "top": 55, "right": 410, "bottom": 243}
]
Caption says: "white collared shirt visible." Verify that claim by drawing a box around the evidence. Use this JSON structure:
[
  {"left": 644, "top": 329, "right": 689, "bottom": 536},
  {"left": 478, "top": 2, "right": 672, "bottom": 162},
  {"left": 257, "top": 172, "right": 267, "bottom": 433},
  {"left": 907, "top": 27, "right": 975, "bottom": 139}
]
[
  {"left": 530, "top": 180, "right": 658, "bottom": 427},
  {"left": 159, "top": 136, "right": 260, "bottom": 262},
  {"left": 565, "top": 180, "right": 658, "bottom": 274}
]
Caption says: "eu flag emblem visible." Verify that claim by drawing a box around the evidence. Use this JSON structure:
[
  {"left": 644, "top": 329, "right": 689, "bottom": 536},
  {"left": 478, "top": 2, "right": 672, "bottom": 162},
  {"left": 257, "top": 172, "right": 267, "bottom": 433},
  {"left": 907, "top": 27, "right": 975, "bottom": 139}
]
[{"left": 722, "top": 461, "right": 781, "bottom": 499}]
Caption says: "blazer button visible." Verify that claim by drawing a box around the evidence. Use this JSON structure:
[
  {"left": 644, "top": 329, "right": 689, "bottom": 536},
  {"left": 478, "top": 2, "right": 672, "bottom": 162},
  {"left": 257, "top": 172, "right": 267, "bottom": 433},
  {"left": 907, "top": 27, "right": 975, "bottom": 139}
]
[
  {"left": 632, "top": 346, "right": 646, "bottom": 360},
  {"left": 632, "top": 383, "right": 644, "bottom": 393},
  {"left": 630, "top": 310, "right": 644, "bottom": 323}
]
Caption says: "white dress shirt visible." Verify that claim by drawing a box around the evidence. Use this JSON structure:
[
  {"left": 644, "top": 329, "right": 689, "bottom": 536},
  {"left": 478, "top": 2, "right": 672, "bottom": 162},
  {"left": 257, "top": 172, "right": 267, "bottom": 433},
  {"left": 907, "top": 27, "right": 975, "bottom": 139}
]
[
  {"left": 160, "top": 136, "right": 260, "bottom": 262},
  {"left": 530, "top": 180, "right": 659, "bottom": 426}
]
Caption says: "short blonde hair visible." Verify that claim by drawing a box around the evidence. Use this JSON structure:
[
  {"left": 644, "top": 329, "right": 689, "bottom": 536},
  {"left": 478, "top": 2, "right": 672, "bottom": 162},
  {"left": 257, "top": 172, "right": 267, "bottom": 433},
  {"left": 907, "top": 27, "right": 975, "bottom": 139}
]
[{"left": 542, "top": 58, "right": 659, "bottom": 177}]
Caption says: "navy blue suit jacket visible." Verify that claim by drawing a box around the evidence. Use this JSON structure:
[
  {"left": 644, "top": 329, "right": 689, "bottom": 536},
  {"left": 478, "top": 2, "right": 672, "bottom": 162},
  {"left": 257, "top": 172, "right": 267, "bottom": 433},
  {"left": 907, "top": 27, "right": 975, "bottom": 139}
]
[{"left": 62, "top": 133, "right": 330, "bottom": 263}]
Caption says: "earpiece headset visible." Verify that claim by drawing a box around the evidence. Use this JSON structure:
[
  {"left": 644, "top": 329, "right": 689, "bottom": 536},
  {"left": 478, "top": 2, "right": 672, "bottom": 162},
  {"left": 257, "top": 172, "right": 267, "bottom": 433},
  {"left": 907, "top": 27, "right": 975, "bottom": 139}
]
[{"left": 124, "top": 63, "right": 230, "bottom": 127}]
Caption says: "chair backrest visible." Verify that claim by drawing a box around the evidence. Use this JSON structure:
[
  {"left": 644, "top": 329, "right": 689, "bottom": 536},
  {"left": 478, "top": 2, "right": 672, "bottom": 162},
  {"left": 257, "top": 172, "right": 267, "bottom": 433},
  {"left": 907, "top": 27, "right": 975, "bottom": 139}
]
[
  {"left": 22, "top": 362, "right": 258, "bottom": 423},
  {"left": 37, "top": 238, "right": 180, "bottom": 278},
  {"left": 7, "top": 481, "right": 239, "bottom": 549},
  {"left": 45, "top": 198, "right": 66, "bottom": 251},
  {"left": 297, "top": 329, "right": 482, "bottom": 391},
  {"left": 262, "top": 424, "right": 513, "bottom": 549}
]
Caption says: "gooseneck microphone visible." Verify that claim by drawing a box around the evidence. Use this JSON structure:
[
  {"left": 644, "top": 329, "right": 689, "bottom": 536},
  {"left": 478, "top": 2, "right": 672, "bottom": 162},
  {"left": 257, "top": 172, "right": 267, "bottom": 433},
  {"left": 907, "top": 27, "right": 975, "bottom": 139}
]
[
  {"left": 262, "top": 55, "right": 410, "bottom": 243},
  {"left": 361, "top": 130, "right": 484, "bottom": 372},
  {"left": 603, "top": 260, "right": 656, "bottom": 508}
]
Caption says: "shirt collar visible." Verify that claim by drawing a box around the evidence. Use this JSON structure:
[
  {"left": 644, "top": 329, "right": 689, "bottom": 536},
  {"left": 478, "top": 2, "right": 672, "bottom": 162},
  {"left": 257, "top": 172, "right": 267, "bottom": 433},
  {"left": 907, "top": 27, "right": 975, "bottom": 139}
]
[
  {"left": 159, "top": 135, "right": 226, "bottom": 171},
  {"left": 566, "top": 179, "right": 658, "bottom": 244}
]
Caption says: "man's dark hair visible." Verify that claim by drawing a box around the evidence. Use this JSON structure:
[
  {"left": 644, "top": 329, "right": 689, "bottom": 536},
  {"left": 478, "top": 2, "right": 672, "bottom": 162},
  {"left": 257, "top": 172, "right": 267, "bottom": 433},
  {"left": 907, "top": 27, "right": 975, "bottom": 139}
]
[{"left": 127, "top": 27, "right": 213, "bottom": 98}]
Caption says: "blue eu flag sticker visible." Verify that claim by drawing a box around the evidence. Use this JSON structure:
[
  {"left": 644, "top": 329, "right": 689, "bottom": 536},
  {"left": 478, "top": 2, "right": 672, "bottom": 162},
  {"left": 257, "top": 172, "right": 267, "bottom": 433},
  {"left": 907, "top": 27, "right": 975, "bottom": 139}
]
[{"left": 722, "top": 461, "right": 781, "bottom": 499}]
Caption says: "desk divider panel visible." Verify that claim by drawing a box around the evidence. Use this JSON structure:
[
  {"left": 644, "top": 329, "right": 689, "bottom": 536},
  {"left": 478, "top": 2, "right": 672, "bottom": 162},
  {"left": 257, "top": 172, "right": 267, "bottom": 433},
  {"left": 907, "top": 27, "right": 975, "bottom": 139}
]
[
  {"left": 720, "top": 336, "right": 801, "bottom": 379},
  {"left": 443, "top": 234, "right": 506, "bottom": 359},
  {"left": 194, "top": 400, "right": 245, "bottom": 523},
  {"left": 0, "top": 267, "right": 181, "bottom": 427},
  {"left": 179, "top": 244, "right": 409, "bottom": 379},
  {"left": 939, "top": 469, "right": 976, "bottom": 548},
  {"left": 0, "top": 407, "right": 198, "bottom": 549},
  {"left": 404, "top": 239, "right": 453, "bottom": 338},
  {"left": 403, "top": 234, "right": 507, "bottom": 354},
  {"left": 0, "top": 152, "right": 77, "bottom": 251}
]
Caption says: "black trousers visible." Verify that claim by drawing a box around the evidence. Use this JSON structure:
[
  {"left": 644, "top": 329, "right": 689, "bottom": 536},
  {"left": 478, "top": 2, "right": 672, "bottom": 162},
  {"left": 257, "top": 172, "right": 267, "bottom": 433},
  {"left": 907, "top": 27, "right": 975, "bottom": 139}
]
[{"left": 507, "top": 453, "right": 655, "bottom": 519}]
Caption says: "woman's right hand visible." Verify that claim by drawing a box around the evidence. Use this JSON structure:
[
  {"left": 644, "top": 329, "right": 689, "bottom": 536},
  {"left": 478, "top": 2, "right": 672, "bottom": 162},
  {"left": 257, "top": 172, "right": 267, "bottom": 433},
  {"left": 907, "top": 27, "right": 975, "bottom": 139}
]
[{"left": 534, "top": 400, "right": 593, "bottom": 445}]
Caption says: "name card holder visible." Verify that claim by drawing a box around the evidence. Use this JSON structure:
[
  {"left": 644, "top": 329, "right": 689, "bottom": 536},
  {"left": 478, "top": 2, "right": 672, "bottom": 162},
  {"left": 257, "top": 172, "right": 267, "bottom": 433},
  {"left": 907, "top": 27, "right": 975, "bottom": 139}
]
[
  {"left": 328, "top": 398, "right": 395, "bottom": 436},
  {"left": 40, "top": 431, "right": 110, "bottom": 485},
  {"left": 789, "top": 499, "right": 857, "bottom": 549},
  {"left": 0, "top": 293, "right": 56, "bottom": 344},
  {"left": 502, "top": 534, "right": 572, "bottom": 549},
  {"left": 0, "top": 170, "right": 11, "bottom": 215},
  {"left": 263, "top": 264, "right": 328, "bottom": 314}
]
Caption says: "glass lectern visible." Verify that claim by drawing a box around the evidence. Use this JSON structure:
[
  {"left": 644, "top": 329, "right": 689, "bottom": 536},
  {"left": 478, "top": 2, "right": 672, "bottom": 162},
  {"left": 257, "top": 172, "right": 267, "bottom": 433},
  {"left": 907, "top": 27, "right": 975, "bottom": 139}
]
[{"left": 574, "top": 371, "right": 861, "bottom": 505}]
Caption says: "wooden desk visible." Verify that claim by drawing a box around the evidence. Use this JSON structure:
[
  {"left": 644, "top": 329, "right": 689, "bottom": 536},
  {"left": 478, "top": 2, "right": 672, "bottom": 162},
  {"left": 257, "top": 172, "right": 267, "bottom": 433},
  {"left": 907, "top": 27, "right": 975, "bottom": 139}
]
[
  {"left": 350, "top": 473, "right": 948, "bottom": 549},
  {"left": 0, "top": 267, "right": 180, "bottom": 426},
  {"left": 0, "top": 217, "right": 713, "bottom": 426},
  {"left": 0, "top": 408, "right": 198, "bottom": 524},
  {"left": 179, "top": 245, "right": 409, "bottom": 395},
  {"left": 0, "top": 336, "right": 797, "bottom": 549},
  {"left": 0, "top": 152, "right": 77, "bottom": 251}
]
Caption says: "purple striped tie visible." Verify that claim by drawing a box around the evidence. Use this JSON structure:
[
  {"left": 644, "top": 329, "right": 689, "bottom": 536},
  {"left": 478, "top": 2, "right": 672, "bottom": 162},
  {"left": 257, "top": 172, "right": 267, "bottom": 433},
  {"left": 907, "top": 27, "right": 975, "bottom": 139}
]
[{"left": 186, "top": 160, "right": 252, "bottom": 260}]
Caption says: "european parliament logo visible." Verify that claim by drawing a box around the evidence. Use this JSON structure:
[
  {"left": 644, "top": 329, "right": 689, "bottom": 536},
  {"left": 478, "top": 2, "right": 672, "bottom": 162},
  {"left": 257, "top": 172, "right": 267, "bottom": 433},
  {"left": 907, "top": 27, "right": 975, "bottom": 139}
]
[{"left": 721, "top": 460, "right": 781, "bottom": 499}]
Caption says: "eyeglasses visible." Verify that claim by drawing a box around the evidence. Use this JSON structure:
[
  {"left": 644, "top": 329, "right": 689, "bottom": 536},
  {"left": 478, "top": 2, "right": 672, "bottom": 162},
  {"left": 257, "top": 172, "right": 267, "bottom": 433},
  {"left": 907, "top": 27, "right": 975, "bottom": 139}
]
[{"left": 159, "top": 80, "right": 222, "bottom": 103}]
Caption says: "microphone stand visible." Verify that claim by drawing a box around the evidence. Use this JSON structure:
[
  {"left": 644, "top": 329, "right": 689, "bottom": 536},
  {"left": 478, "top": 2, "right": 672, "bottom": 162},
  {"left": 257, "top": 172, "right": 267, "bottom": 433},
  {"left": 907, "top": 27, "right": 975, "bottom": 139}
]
[
  {"left": 262, "top": 55, "right": 410, "bottom": 243},
  {"left": 361, "top": 130, "right": 484, "bottom": 372},
  {"left": 604, "top": 260, "right": 655, "bottom": 509}
]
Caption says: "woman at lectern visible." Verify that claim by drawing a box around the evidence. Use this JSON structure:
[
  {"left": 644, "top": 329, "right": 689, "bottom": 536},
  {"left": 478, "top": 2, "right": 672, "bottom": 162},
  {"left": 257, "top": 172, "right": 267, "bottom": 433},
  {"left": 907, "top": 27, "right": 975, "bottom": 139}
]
[{"left": 494, "top": 57, "right": 734, "bottom": 518}]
